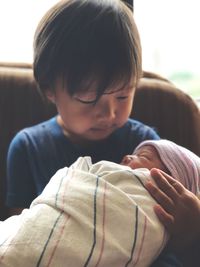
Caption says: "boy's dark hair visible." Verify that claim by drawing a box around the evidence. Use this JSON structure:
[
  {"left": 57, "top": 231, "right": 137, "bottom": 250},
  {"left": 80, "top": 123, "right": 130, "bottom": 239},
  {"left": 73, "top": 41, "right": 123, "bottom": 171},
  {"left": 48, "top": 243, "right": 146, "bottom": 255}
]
[{"left": 33, "top": 0, "right": 142, "bottom": 100}]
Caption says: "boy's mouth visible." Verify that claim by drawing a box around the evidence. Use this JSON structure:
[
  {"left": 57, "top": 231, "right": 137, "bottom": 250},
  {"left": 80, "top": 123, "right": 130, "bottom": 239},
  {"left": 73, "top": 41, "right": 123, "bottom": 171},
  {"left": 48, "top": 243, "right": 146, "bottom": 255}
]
[{"left": 91, "top": 124, "right": 116, "bottom": 132}]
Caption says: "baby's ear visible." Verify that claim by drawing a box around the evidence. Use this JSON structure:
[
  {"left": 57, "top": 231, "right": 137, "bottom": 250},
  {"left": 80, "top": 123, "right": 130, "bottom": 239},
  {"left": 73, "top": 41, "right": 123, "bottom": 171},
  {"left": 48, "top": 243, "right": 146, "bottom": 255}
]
[{"left": 45, "top": 90, "right": 56, "bottom": 103}]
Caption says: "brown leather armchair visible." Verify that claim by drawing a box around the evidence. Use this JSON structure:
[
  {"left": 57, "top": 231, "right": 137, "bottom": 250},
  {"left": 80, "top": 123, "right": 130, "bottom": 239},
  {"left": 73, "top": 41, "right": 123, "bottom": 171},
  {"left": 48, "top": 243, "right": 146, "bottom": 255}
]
[{"left": 132, "top": 71, "right": 200, "bottom": 157}]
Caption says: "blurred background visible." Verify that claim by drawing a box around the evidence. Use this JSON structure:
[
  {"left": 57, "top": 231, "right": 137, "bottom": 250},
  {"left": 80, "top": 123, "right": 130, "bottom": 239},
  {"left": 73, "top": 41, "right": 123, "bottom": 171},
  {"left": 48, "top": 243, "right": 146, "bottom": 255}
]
[
  {"left": 135, "top": 0, "right": 200, "bottom": 103},
  {"left": 0, "top": 0, "right": 199, "bottom": 103}
]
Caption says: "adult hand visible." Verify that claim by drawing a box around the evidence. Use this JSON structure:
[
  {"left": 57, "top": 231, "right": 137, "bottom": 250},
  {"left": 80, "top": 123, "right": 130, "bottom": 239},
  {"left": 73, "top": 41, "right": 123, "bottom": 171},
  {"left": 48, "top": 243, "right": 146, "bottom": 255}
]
[{"left": 146, "top": 168, "right": 200, "bottom": 252}]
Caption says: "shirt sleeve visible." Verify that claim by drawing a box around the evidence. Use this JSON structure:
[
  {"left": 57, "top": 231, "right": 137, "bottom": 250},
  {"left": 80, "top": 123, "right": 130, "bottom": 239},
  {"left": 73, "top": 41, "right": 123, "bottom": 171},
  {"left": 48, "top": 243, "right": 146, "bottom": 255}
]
[
  {"left": 128, "top": 119, "right": 161, "bottom": 148},
  {"left": 6, "top": 131, "right": 37, "bottom": 208},
  {"left": 139, "top": 118, "right": 161, "bottom": 140}
]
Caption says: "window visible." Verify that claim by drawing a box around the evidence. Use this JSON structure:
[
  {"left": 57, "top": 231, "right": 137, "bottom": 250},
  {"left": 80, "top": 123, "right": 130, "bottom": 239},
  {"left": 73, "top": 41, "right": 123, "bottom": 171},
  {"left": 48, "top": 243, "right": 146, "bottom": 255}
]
[
  {"left": 0, "top": 0, "right": 199, "bottom": 102},
  {"left": 134, "top": 0, "right": 200, "bottom": 101},
  {"left": 0, "top": 0, "right": 58, "bottom": 63}
]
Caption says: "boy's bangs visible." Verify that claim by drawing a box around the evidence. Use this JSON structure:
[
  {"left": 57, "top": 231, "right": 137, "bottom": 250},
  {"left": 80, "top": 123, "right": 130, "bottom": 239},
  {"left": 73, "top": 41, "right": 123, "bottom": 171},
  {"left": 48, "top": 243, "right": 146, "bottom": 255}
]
[
  {"left": 62, "top": 56, "right": 135, "bottom": 99},
  {"left": 60, "top": 23, "right": 138, "bottom": 97}
]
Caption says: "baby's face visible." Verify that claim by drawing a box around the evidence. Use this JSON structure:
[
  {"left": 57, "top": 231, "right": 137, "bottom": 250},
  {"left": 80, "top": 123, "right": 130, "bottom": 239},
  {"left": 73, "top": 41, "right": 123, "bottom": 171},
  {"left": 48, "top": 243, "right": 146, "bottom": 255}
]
[{"left": 121, "top": 145, "right": 169, "bottom": 172}]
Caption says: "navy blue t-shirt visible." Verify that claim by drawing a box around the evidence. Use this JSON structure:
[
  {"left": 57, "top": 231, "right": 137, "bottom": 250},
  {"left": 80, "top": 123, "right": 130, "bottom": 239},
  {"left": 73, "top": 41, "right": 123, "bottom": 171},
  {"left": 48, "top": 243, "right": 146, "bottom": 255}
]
[{"left": 6, "top": 116, "right": 159, "bottom": 208}]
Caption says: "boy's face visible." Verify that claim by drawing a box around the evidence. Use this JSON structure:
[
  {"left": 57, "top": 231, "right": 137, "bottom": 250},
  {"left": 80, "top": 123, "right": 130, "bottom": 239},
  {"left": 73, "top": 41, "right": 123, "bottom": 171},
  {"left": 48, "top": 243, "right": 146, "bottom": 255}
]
[
  {"left": 121, "top": 145, "right": 169, "bottom": 173},
  {"left": 47, "top": 79, "right": 135, "bottom": 143}
]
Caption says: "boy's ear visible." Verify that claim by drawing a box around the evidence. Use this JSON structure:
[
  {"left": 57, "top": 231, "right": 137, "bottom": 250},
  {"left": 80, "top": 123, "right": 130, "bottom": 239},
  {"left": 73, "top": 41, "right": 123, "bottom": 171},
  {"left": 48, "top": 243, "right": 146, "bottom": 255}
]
[{"left": 45, "top": 90, "right": 56, "bottom": 103}]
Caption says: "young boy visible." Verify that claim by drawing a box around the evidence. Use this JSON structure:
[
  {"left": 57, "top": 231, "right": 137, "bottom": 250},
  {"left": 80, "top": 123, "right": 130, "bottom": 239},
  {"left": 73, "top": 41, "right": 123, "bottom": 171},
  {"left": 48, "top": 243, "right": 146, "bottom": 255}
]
[
  {"left": 6, "top": 0, "right": 159, "bottom": 216},
  {"left": 1, "top": 139, "right": 199, "bottom": 267},
  {"left": 5, "top": 1, "right": 180, "bottom": 266}
]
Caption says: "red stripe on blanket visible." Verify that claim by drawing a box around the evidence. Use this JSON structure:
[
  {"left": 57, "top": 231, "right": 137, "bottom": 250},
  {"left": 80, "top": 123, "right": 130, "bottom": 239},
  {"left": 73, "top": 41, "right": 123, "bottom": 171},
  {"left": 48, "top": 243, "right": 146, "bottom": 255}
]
[{"left": 45, "top": 214, "right": 70, "bottom": 267}]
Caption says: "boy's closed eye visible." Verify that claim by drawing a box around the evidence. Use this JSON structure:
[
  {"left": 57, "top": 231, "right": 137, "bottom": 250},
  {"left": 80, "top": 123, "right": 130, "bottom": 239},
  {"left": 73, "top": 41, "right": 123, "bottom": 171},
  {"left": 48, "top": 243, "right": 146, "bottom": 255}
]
[
  {"left": 116, "top": 96, "right": 129, "bottom": 101},
  {"left": 73, "top": 97, "right": 97, "bottom": 105},
  {"left": 73, "top": 91, "right": 97, "bottom": 104}
]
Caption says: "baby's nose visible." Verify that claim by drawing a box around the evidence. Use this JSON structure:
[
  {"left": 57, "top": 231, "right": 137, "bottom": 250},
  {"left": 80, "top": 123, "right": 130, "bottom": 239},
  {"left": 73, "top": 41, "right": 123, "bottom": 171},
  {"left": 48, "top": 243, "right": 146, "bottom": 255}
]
[{"left": 121, "top": 155, "right": 133, "bottom": 165}]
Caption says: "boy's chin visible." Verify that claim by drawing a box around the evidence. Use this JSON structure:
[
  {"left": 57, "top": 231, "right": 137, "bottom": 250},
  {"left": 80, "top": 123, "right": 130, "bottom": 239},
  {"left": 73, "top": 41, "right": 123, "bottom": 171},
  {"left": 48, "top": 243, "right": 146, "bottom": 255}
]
[{"left": 88, "top": 128, "right": 114, "bottom": 140}]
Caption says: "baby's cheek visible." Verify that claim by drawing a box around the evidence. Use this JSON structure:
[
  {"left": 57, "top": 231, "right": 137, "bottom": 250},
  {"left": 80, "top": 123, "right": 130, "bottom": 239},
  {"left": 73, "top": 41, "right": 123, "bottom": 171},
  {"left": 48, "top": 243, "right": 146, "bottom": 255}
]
[{"left": 128, "top": 160, "right": 143, "bottom": 170}]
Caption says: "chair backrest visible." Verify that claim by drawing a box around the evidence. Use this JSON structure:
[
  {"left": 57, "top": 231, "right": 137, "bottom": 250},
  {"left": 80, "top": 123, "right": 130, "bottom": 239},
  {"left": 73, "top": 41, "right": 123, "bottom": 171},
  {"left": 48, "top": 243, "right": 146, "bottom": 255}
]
[
  {"left": 0, "top": 65, "right": 199, "bottom": 220},
  {"left": 0, "top": 64, "right": 56, "bottom": 220},
  {"left": 132, "top": 71, "right": 200, "bottom": 157}
]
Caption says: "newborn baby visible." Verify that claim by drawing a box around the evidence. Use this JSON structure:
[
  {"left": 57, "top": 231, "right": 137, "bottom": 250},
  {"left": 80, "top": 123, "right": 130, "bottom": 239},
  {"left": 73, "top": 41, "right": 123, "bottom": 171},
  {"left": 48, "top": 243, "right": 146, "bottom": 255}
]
[{"left": 0, "top": 139, "right": 199, "bottom": 267}]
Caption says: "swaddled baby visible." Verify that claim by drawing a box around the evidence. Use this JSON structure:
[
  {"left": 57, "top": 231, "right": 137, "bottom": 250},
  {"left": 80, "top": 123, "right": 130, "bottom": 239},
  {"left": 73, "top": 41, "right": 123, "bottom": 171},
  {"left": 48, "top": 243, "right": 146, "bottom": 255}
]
[{"left": 0, "top": 139, "right": 199, "bottom": 267}]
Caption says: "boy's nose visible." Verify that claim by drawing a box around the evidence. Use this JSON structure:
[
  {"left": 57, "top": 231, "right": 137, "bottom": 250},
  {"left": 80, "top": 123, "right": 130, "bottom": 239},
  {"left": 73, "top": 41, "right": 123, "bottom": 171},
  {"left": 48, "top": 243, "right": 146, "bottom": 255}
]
[
  {"left": 97, "top": 100, "right": 117, "bottom": 121},
  {"left": 103, "top": 104, "right": 116, "bottom": 120}
]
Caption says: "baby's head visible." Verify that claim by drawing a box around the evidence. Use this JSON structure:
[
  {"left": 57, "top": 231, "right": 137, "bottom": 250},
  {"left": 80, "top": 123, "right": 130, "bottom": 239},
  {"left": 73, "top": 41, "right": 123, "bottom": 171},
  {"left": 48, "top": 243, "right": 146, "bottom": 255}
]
[{"left": 121, "top": 139, "right": 200, "bottom": 194}]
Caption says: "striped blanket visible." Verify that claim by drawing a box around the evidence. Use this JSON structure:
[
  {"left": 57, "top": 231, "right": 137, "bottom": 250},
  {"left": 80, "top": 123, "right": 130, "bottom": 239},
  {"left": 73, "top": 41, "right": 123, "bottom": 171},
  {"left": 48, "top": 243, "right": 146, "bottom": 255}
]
[{"left": 0, "top": 157, "right": 168, "bottom": 267}]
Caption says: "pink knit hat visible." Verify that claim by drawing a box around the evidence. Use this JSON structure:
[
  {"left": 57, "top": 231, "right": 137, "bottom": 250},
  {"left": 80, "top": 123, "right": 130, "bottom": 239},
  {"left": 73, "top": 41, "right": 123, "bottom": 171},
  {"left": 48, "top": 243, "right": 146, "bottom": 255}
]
[{"left": 134, "top": 139, "right": 200, "bottom": 195}]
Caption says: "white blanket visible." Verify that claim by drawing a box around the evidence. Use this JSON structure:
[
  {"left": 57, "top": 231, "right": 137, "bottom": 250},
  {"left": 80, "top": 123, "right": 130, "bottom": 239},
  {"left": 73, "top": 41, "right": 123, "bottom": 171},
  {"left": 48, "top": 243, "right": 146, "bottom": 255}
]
[{"left": 0, "top": 157, "right": 168, "bottom": 267}]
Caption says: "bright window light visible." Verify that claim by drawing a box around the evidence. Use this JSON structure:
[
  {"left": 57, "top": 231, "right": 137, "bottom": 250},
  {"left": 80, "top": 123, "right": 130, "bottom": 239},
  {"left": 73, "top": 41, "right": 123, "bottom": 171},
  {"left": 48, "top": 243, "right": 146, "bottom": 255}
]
[
  {"left": 0, "top": 0, "right": 59, "bottom": 63},
  {"left": 134, "top": 0, "right": 200, "bottom": 100},
  {"left": 0, "top": 0, "right": 199, "bottom": 101}
]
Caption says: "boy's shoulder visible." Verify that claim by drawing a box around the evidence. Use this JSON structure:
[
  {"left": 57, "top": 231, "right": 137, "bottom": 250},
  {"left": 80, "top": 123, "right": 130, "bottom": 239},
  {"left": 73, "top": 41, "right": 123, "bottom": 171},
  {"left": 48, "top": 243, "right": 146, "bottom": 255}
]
[
  {"left": 16, "top": 116, "right": 59, "bottom": 138},
  {"left": 118, "top": 118, "right": 159, "bottom": 140},
  {"left": 24, "top": 116, "right": 57, "bottom": 133},
  {"left": 9, "top": 116, "right": 62, "bottom": 149},
  {"left": 126, "top": 118, "right": 153, "bottom": 129}
]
